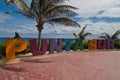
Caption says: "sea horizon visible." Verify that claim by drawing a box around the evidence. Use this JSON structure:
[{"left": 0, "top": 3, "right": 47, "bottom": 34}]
[{"left": 0, "top": 34, "right": 100, "bottom": 43}]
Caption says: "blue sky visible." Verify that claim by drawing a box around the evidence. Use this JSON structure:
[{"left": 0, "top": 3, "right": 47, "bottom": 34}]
[{"left": 0, "top": 0, "right": 120, "bottom": 39}]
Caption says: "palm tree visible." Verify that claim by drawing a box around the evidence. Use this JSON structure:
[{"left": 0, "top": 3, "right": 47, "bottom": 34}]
[
  {"left": 99, "top": 30, "right": 120, "bottom": 41},
  {"left": 6, "top": 0, "right": 80, "bottom": 50},
  {"left": 73, "top": 24, "right": 91, "bottom": 40}
]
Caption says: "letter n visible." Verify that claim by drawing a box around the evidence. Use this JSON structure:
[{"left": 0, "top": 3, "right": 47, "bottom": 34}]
[{"left": 49, "top": 39, "right": 62, "bottom": 54}]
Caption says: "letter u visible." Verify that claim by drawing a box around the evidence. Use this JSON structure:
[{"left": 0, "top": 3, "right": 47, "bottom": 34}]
[{"left": 30, "top": 39, "right": 47, "bottom": 56}]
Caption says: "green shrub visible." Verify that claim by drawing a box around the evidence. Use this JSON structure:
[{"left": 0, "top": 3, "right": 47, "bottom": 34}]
[
  {"left": 16, "top": 42, "right": 30, "bottom": 55},
  {"left": 62, "top": 42, "right": 66, "bottom": 50},
  {"left": 0, "top": 43, "right": 6, "bottom": 57},
  {"left": 82, "top": 41, "right": 88, "bottom": 49},
  {"left": 70, "top": 40, "right": 88, "bottom": 50},
  {"left": 70, "top": 42, "right": 75, "bottom": 50},
  {"left": 115, "top": 40, "right": 120, "bottom": 49}
]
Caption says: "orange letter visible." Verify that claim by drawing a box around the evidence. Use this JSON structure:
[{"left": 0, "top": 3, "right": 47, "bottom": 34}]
[
  {"left": 6, "top": 38, "right": 27, "bottom": 62},
  {"left": 88, "top": 39, "right": 97, "bottom": 50}
]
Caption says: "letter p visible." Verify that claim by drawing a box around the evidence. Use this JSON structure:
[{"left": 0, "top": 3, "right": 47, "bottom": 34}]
[{"left": 6, "top": 39, "right": 27, "bottom": 62}]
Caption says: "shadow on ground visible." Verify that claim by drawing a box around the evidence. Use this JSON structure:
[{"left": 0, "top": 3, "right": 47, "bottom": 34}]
[
  {"left": 21, "top": 59, "right": 53, "bottom": 63},
  {"left": 0, "top": 65, "right": 26, "bottom": 72}
]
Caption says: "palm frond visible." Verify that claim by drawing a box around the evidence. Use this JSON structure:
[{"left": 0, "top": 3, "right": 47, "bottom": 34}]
[
  {"left": 102, "top": 32, "right": 109, "bottom": 35},
  {"left": 12, "top": 11, "right": 33, "bottom": 18},
  {"left": 44, "top": 10, "right": 78, "bottom": 19},
  {"left": 46, "top": 17, "right": 80, "bottom": 27},
  {"left": 6, "top": 0, "right": 30, "bottom": 12},
  {"left": 83, "top": 33, "right": 91, "bottom": 37},
  {"left": 106, "top": 35, "right": 111, "bottom": 39},
  {"left": 30, "top": 0, "right": 70, "bottom": 15},
  {"left": 44, "top": 5, "right": 78, "bottom": 14},
  {"left": 30, "top": 0, "right": 39, "bottom": 15},
  {"left": 73, "top": 33, "right": 78, "bottom": 37},
  {"left": 49, "top": 0, "right": 68, "bottom": 4},
  {"left": 112, "top": 30, "right": 120, "bottom": 38},
  {"left": 43, "top": 5, "right": 78, "bottom": 19},
  {"left": 101, "top": 33, "right": 111, "bottom": 39},
  {"left": 79, "top": 24, "right": 87, "bottom": 35},
  {"left": 112, "top": 36, "right": 118, "bottom": 41},
  {"left": 30, "top": 0, "right": 56, "bottom": 21},
  {"left": 99, "top": 36, "right": 107, "bottom": 39}
]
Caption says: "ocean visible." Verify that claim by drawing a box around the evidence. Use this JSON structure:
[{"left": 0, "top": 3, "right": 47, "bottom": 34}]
[
  {"left": 0, "top": 34, "right": 99, "bottom": 43},
  {"left": 0, "top": 34, "right": 76, "bottom": 43},
  {"left": 0, "top": 37, "right": 30, "bottom": 43}
]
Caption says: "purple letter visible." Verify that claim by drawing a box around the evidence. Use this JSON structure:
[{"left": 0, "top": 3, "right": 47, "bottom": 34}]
[
  {"left": 49, "top": 39, "right": 62, "bottom": 54},
  {"left": 30, "top": 39, "right": 47, "bottom": 56},
  {"left": 106, "top": 40, "right": 115, "bottom": 49}
]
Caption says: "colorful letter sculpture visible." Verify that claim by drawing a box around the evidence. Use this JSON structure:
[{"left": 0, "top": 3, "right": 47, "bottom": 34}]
[
  {"left": 6, "top": 38, "right": 27, "bottom": 62},
  {"left": 63, "top": 39, "right": 74, "bottom": 51},
  {"left": 97, "top": 40, "right": 107, "bottom": 49},
  {"left": 30, "top": 39, "right": 47, "bottom": 56},
  {"left": 74, "top": 39, "right": 84, "bottom": 51},
  {"left": 88, "top": 39, "right": 97, "bottom": 50},
  {"left": 49, "top": 39, "right": 62, "bottom": 54},
  {"left": 5, "top": 37, "right": 116, "bottom": 62},
  {"left": 106, "top": 40, "right": 115, "bottom": 49}
]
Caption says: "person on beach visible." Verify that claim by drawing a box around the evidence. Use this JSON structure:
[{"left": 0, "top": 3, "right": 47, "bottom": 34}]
[{"left": 14, "top": 32, "right": 21, "bottom": 39}]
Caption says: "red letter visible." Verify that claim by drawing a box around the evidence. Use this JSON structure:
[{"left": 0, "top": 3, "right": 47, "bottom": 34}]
[{"left": 97, "top": 40, "right": 107, "bottom": 49}]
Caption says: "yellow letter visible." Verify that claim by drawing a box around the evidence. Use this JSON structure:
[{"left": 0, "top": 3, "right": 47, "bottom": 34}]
[
  {"left": 88, "top": 39, "right": 97, "bottom": 50},
  {"left": 6, "top": 38, "right": 27, "bottom": 62}
]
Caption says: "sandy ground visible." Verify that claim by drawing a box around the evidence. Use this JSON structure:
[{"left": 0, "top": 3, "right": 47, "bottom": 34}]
[{"left": 0, "top": 50, "right": 120, "bottom": 80}]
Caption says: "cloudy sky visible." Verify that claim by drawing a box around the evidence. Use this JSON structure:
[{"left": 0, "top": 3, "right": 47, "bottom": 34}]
[{"left": 0, "top": 0, "right": 120, "bottom": 39}]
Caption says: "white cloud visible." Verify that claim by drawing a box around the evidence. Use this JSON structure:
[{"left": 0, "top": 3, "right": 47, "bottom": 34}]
[
  {"left": 68, "top": 0, "right": 120, "bottom": 18},
  {"left": 78, "top": 20, "right": 120, "bottom": 36},
  {"left": 0, "top": 12, "right": 11, "bottom": 23},
  {"left": 97, "top": 7, "right": 120, "bottom": 18}
]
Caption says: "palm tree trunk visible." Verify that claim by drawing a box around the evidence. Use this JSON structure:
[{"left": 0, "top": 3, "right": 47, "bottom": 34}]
[
  {"left": 38, "top": 29, "right": 42, "bottom": 50},
  {"left": 36, "top": 22, "right": 43, "bottom": 51}
]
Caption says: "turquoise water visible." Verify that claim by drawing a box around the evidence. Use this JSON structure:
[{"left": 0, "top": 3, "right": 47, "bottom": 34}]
[
  {"left": 0, "top": 37, "right": 30, "bottom": 43},
  {"left": 0, "top": 35, "right": 75, "bottom": 43},
  {"left": 0, "top": 34, "right": 76, "bottom": 43},
  {"left": 0, "top": 34, "right": 99, "bottom": 43}
]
